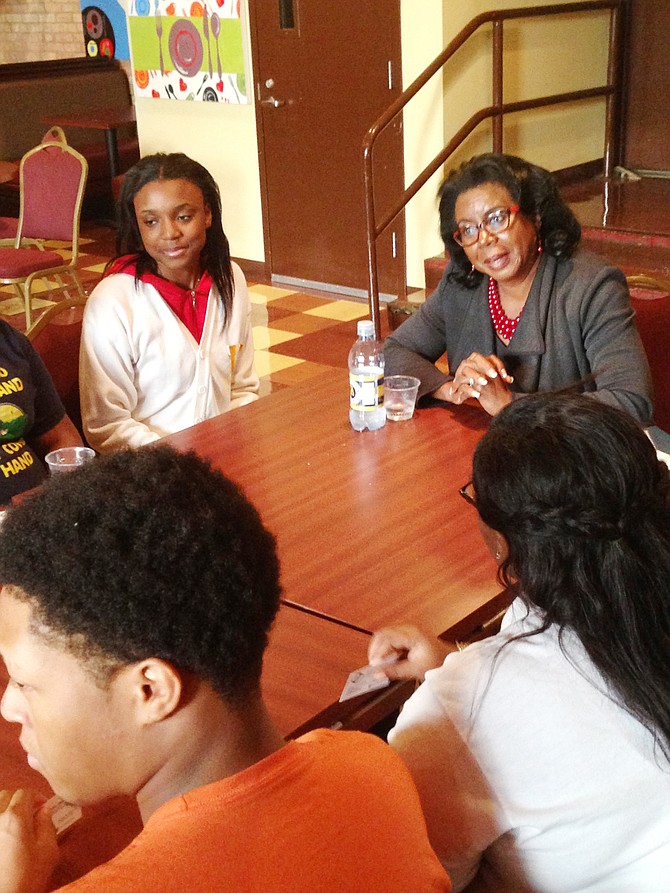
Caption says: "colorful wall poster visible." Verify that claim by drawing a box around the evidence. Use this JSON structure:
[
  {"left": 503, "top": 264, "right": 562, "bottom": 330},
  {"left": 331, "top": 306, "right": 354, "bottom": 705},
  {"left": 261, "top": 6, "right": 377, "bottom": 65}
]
[
  {"left": 81, "top": 1, "right": 131, "bottom": 60},
  {"left": 128, "top": 0, "right": 247, "bottom": 103}
]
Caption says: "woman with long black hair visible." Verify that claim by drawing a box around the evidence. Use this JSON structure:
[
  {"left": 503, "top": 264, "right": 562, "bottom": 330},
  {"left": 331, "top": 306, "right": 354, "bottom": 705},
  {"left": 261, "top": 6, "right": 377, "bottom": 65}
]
[{"left": 370, "top": 393, "right": 670, "bottom": 891}]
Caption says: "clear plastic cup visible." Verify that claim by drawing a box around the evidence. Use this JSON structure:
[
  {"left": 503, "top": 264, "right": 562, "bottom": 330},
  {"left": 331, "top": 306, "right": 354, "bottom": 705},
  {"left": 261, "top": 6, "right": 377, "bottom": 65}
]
[
  {"left": 384, "top": 375, "right": 421, "bottom": 421},
  {"left": 45, "top": 446, "right": 96, "bottom": 474}
]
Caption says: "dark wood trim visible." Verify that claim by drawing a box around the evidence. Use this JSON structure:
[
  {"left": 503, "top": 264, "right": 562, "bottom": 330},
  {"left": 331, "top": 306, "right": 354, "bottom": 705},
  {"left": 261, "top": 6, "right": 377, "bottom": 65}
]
[
  {"left": 0, "top": 56, "right": 122, "bottom": 83},
  {"left": 551, "top": 158, "right": 604, "bottom": 186},
  {"left": 619, "top": 0, "right": 670, "bottom": 170},
  {"left": 287, "top": 679, "right": 417, "bottom": 739},
  {"left": 232, "top": 256, "right": 270, "bottom": 284},
  {"left": 244, "top": 4, "right": 272, "bottom": 275},
  {"left": 440, "top": 589, "right": 513, "bottom": 645},
  {"left": 615, "top": 0, "right": 633, "bottom": 165}
]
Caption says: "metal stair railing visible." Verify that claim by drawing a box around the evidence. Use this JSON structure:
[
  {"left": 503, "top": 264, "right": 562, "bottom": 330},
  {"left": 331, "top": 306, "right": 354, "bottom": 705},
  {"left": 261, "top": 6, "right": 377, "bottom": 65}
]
[{"left": 363, "top": 0, "right": 623, "bottom": 337}]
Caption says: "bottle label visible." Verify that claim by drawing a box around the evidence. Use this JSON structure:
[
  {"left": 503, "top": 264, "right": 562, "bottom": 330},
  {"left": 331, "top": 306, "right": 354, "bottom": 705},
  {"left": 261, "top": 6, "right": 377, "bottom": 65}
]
[{"left": 350, "top": 372, "right": 384, "bottom": 411}]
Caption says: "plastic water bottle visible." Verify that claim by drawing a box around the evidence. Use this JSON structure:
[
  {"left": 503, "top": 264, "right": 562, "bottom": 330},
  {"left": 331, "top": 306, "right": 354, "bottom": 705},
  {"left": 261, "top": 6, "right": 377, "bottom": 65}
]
[{"left": 349, "top": 319, "right": 386, "bottom": 431}]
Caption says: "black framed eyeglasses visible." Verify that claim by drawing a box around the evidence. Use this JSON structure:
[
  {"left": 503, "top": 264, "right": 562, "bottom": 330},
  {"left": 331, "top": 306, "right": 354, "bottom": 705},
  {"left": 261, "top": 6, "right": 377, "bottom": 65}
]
[
  {"left": 453, "top": 204, "right": 520, "bottom": 247},
  {"left": 459, "top": 481, "right": 476, "bottom": 507}
]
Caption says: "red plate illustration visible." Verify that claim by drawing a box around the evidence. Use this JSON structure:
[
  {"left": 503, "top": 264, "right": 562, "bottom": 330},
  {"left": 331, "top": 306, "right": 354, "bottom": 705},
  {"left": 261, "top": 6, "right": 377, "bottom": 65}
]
[{"left": 168, "top": 19, "right": 203, "bottom": 78}]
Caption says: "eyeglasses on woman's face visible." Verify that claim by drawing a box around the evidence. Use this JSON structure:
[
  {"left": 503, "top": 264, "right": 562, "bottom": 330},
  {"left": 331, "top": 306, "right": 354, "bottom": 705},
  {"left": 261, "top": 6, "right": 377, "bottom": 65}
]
[
  {"left": 453, "top": 205, "right": 520, "bottom": 247},
  {"left": 459, "top": 481, "right": 476, "bottom": 507}
]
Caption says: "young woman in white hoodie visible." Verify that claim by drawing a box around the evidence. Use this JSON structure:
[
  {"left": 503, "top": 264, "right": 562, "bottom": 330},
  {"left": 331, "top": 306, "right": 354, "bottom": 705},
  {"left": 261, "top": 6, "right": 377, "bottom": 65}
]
[{"left": 80, "top": 152, "right": 258, "bottom": 453}]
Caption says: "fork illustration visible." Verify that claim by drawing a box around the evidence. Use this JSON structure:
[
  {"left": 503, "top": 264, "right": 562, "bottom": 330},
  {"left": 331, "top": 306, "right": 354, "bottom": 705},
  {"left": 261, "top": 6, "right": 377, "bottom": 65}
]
[{"left": 155, "top": 0, "right": 164, "bottom": 76}]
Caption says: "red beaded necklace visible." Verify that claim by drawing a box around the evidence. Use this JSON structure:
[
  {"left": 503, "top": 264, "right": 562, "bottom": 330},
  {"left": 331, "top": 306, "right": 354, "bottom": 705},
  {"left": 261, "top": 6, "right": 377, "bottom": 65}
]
[{"left": 488, "top": 276, "right": 522, "bottom": 342}]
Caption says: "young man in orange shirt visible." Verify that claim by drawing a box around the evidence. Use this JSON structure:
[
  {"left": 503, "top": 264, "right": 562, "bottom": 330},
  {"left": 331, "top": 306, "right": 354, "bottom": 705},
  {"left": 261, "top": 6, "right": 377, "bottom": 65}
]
[{"left": 0, "top": 446, "right": 450, "bottom": 892}]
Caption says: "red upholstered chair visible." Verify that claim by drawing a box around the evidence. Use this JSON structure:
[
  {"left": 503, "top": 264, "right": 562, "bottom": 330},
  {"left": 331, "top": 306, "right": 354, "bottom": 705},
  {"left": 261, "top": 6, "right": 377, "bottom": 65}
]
[
  {"left": 0, "top": 128, "right": 69, "bottom": 248},
  {"left": 26, "top": 294, "right": 88, "bottom": 438},
  {"left": 0, "top": 138, "right": 88, "bottom": 328},
  {"left": 627, "top": 274, "right": 670, "bottom": 432}
]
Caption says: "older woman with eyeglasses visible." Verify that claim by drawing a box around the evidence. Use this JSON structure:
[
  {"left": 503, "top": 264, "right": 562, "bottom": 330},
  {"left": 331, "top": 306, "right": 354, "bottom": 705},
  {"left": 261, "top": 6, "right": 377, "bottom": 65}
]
[
  {"left": 369, "top": 393, "right": 670, "bottom": 892},
  {"left": 384, "top": 153, "right": 653, "bottom": 422}
]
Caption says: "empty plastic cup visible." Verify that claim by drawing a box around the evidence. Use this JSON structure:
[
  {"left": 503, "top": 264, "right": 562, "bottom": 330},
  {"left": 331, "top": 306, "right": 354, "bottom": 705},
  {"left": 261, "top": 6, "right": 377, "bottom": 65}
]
[{"left": 45, "top": 446, "right": 96, "bottom": 474}]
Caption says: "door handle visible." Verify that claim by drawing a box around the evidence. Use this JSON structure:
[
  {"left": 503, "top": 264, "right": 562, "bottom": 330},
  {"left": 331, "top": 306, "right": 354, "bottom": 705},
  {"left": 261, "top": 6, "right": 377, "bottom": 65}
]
[{"left": 260, "top": 96, "right": 286, "bottom": 108}]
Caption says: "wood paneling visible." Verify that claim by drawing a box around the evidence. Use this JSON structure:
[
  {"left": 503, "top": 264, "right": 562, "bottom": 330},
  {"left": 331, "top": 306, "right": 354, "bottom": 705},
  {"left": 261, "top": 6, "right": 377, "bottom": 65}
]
[{"left": 623, "top": 0, "right": 670, "bottom": 171}]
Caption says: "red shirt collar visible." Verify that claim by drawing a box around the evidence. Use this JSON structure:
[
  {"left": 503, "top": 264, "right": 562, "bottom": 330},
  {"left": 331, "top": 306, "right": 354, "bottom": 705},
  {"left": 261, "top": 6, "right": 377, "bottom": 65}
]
[{"left": 108, "top": 256, "right": 212, "bottom": 343}]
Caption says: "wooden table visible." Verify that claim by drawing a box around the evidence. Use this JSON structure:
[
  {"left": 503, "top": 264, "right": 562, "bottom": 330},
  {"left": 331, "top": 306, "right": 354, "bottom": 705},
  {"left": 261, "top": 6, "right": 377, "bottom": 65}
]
[
  {"left": 0, "top": 371, "right": 509, "bottom": 886},
  {"left": 164, "top": 369, "right": 504, "bottom": 639},
  {"left": 42, "top": 106, "right": 136, "bottom": 181},
  {"left": 263, "top": 604, "right": 373, "bottom": 738}
]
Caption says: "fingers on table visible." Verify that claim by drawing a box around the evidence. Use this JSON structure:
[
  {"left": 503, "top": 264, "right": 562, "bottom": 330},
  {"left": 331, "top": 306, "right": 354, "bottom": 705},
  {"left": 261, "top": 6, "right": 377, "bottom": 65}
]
[{"left": 450, "top": 354, "right": 514, "bottom": 402}]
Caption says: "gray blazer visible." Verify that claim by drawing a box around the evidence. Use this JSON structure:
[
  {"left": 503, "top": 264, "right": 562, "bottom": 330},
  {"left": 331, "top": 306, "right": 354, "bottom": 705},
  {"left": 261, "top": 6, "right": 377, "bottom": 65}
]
[{"left": 384, "top": 249, "right": 653, "bottom": 424}]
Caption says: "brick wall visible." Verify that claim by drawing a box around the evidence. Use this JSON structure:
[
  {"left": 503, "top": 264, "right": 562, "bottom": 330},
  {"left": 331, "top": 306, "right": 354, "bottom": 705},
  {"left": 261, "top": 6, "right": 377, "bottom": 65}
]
[{"left": 0, "top": 0, "right": 85, "bottom": 65}]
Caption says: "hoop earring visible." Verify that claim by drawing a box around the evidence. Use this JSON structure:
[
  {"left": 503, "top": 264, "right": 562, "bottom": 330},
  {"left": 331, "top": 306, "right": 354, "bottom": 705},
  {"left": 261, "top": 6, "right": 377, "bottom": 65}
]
[
  {"left": 495, "top": 549, "right": 502, "bottom": 561},
  {"left": 470, "top": 263, "right": 476, "bottom": 274}
]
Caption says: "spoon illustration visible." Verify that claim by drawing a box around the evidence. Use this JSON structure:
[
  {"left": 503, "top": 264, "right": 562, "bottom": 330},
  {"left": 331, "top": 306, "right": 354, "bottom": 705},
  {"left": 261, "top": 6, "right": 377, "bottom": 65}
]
[
  {"left": 211, "top": 13, "right": 222, "bottom": 82},
  {"left": 203, "top": 7, "right": 212, "bottom": 78},
  {"left": 166, "top": 83, "right": 178, "bottom": 99}
]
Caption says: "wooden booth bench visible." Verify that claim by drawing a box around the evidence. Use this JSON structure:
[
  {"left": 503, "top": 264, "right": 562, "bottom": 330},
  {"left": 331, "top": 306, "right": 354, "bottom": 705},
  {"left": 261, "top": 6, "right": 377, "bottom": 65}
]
[{"left": 0, "top": 56, "right": 139, "bottom": 216}]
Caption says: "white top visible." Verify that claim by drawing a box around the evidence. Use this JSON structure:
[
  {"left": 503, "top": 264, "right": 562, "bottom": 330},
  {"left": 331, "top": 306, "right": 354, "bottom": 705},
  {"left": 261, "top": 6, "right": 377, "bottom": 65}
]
[
  {"left": 389, "top": 598, "right": 670, "bottom": 893},
  {"left": 80, "top": 262, "right": 259, "bottom": 453}
]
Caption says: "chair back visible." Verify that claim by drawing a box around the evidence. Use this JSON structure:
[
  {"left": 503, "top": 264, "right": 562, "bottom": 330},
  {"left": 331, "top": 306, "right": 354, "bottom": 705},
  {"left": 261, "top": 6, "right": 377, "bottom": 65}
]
[
  {"left": 628, "top": 277, "right": 670, "bottom": 432},
  {"left": 26, "top": 295, "right": 87, "bottom": 436},
  {"left": 41, "top": 125, "right": 67, "bottom": 145},
  {"left": 17, "top": 142, "right": 88, "bottom": 244}
]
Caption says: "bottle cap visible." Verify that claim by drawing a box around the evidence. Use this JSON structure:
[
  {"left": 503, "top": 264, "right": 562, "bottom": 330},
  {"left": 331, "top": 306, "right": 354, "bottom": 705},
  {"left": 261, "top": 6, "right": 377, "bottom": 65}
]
[{"left": 357, "top": 320, "right": 374, "bottom": 338}]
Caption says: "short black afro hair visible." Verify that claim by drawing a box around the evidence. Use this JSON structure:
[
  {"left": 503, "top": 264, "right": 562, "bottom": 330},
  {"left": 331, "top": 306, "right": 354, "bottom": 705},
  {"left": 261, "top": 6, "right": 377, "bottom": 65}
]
[{"left": 0, "top": 445, "right": 282, "bottom": 703}]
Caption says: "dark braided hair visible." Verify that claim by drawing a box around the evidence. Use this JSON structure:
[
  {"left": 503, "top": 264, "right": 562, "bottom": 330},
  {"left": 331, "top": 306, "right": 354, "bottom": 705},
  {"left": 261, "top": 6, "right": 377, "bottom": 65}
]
[
  {"left": 472, "top": 393, "right": 670, "bottom": 757},
  {"left": 439, "top": 153, "right": 581, "bottom": 288}
]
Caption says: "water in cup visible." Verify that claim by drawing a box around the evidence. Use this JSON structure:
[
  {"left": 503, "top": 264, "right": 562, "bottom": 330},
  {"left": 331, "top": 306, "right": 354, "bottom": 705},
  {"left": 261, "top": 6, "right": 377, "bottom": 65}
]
[{"left": 384, "top": 376, "right": 420, "bottom": 421}]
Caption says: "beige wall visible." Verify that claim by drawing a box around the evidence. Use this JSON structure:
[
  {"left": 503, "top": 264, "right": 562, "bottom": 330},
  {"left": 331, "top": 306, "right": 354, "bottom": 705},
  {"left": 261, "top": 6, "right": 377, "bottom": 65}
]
[
  {"left": 0, "top": 0, "right": 84, "bottom": 64},
  {"left": 400, "top": 0, "right": 447, "bottom": 289},
  {"left": 131, "top": 3, "right": 264, "bottom": 264},
  {"left": 440, "top": 1, "right": 610, "bottom": 170}
]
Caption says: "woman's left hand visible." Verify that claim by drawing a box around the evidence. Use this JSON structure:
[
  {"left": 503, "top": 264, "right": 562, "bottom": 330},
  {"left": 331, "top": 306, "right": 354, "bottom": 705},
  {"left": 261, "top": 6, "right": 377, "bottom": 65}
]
[{"left": 449, "top": 352, "right": 514, "bottom": 416}]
